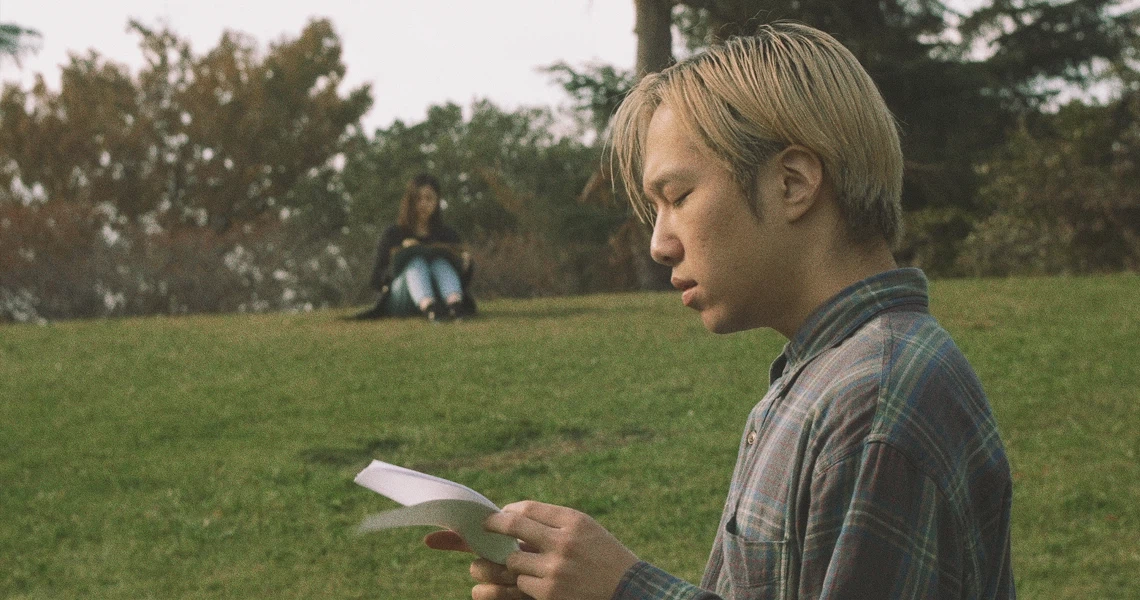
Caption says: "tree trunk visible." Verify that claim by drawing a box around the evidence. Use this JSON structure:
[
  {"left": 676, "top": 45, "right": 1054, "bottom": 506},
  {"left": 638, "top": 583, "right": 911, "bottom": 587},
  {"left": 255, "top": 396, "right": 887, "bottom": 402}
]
[
  {"left": 623, "top": 0, "right": 674, "bottom": 289},
  {"left": 634, "top": 0, "right": 674, "bottom": 76}
]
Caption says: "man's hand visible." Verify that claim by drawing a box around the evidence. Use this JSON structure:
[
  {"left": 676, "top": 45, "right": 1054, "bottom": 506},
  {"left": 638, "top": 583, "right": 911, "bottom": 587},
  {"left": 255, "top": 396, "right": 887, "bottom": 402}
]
[
  {"left": 484, "top": 501, "right": 639, "bottom": 600},
  {"left": 402, "top": 238, "right": 420, "bottom": 248},
  {"left": 424, "top": 530, "right": 532, "bottom": 600},
  {"left": 424, "top": 501, "right": 639, "bottom": 600}
]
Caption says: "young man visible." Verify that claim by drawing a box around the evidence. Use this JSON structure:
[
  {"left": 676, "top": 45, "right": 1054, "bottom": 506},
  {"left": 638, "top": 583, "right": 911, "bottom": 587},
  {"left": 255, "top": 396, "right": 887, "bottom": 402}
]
[{"left": 428, "top": 22, "right": 1015, "bottom": 600}]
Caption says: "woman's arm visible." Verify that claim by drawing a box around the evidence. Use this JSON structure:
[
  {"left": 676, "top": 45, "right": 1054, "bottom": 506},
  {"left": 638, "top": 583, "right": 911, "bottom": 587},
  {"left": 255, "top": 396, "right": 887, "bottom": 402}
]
[
  {"left": 368, "top": 226, "right": 401, "bottom": 290},
  {"left": 426, "top": 225, "right": 469, "bottom": 268}
]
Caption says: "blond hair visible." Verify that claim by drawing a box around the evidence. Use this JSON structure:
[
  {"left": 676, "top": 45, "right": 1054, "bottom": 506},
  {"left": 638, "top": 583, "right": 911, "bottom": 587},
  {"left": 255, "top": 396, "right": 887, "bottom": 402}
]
[{"left": 610, "top": 22, "right": 903, "bottom": 244}]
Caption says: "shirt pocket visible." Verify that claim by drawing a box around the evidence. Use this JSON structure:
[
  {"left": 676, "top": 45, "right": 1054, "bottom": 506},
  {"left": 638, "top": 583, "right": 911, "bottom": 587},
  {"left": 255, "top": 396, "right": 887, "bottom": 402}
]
[{"left": 722, "top": 528, "right": 787, "bottom": 597}]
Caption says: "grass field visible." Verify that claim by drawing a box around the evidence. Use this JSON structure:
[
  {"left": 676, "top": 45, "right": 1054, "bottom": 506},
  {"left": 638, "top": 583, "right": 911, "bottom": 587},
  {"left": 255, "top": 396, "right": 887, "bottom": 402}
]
[{"left": 2, "top": 275, "right": 1138, "bottom": 599}]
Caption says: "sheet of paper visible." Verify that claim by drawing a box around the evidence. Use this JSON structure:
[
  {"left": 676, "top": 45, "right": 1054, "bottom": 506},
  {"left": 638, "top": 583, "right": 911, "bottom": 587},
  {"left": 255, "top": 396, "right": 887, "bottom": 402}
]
[
  {"left": 355, "top": 460, "right": 499, "bottom": 507},
  {"left": 354, "top": 460, "right": 520, "bottom": 564}
]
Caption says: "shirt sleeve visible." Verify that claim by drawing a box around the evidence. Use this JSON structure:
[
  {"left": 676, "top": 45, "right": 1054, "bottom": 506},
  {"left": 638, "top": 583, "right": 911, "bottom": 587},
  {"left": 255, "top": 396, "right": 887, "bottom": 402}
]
[
  {"left": 612, "top": 562, "right": 722, "bottom": 600},
  {"left": 801, "top": 442, "right": 966, "bottom": 599}
]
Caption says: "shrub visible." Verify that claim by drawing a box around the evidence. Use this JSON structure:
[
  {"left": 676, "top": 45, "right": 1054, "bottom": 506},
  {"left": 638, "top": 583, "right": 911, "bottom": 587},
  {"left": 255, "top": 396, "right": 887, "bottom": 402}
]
[
  {"left": 0, "top": 203, "right": 369, "bottom": 322},
  {"left": 467, "top": 233, "right": 571, "bottom": 299},
  {"left": 957, "top": 213, "right": 1076, "bottom": 276},
  {"left": 959, "top": 103, "right": 1140, "bottom": 277}
]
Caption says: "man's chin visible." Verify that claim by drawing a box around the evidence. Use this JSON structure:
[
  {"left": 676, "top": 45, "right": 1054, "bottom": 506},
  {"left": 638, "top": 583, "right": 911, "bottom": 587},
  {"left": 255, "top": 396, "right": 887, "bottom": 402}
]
[{"left": 700, "top": 309, "right": 749, "bottom": 335}]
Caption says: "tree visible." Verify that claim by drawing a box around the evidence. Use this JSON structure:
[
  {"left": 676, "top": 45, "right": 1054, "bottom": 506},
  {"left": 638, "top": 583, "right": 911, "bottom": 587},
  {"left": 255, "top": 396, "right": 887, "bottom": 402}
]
[
  {"left": 961, "top": 96, "right": 1140, "bottom": 275},
  {"left": 126, "top": 18, "right": 372, "bottom": 232},
  {"left": 634, "top": 0, "right": 675, "bottom": 75},
  {"left": 0, "top": 18, "right": 371, "bottom": 232},
  {"left": 960, "top": 0, "right": 1139, "bottom": 110},
  {"left": 0, "top": 23, "right": 40, "bottom": 66},
  {"left": 0, "top": 19, "right": 372, "bottom": 321}
]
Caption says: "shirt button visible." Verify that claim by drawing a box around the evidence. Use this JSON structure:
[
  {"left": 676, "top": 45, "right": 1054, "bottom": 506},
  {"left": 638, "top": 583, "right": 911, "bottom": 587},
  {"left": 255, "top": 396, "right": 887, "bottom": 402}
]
[{"left": 746, "top": 430, "right": 758, "bottom": 446}]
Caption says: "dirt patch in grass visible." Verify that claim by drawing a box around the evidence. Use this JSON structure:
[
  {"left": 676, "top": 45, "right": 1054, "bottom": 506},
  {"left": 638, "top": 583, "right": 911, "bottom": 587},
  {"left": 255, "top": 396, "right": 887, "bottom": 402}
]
[{"left": 298, "top": 436, "right": 406, "bottom": 466}]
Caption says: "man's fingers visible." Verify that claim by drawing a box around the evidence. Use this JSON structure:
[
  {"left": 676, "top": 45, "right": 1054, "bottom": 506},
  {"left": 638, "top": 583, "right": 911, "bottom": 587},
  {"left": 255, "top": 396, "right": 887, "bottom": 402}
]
[
  {"left": 423, "top": 530, "right": 471, "bottom": 553},
  {"left": 471, "top": 583, "right": 531, "bottom": 600},
  {"left": 470, "top": 559, "right": 518, "bottom": 586},
  {"left": 500, "top": 500, "right": 578, "bottom": 528},
  {"left": 504, "top": 548, "right": 545, "bottom": 577},
  {"left": 484, "top": 509, "right": 555, "bottom": 549}
]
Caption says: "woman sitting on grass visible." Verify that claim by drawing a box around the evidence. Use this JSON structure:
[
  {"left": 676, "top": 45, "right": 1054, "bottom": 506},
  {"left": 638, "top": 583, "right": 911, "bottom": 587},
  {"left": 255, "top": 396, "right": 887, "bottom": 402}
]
[{"left": 354, "top": 174, "right": 475, "bottom": 322}]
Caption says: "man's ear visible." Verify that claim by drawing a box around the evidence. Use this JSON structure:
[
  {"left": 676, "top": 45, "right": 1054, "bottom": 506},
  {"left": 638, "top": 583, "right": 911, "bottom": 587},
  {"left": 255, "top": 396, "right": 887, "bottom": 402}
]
[{"left": 775, "top": 146, "right": 824, "bottom": 223}]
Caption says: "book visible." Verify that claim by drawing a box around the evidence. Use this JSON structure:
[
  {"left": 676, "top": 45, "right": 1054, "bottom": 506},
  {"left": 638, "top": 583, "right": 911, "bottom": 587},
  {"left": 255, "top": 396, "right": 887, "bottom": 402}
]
[{"left": 353, "top": 460, "right": 519, "bottom": 564}]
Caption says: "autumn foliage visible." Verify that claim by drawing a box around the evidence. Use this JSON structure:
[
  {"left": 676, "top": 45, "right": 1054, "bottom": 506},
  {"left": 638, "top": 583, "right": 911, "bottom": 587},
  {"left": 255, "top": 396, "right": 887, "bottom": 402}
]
[{"left": 1, "top": 19, "right": 371, "bottom": 321}]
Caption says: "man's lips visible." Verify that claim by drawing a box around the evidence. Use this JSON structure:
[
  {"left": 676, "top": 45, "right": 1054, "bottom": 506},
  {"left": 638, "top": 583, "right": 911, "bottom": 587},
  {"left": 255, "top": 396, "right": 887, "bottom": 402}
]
[{"left": 671, "top": 277, "right": 698, "bottom": 307}]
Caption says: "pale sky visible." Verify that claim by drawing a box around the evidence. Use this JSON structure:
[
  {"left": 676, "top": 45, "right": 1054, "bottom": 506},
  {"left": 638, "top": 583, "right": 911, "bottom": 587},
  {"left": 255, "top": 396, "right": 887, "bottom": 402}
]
[{"left": 0, "top": 0, "right": 638, "bottom": 133}]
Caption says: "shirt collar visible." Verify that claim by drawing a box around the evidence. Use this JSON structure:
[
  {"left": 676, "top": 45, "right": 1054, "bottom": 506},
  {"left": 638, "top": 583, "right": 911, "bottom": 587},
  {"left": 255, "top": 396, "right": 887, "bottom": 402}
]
[{"left": 772, "top": 268, "right": 930, "bottom": 383}]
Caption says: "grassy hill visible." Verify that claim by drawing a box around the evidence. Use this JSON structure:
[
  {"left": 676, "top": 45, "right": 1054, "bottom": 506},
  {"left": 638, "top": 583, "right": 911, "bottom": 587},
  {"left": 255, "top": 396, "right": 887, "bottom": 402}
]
[{"left": 2, "top": 275, "right": 1137, "bottom": 598}]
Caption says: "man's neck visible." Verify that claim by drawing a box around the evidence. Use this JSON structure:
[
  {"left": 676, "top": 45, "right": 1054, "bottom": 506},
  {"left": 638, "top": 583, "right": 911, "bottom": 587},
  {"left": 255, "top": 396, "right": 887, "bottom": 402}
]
[{"left": 773, "top": 237, "right": 897, "bottom": 340}]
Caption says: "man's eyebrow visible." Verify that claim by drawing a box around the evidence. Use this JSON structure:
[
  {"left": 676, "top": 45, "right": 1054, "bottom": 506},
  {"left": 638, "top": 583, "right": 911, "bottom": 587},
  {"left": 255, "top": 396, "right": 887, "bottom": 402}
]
[{"left": 643, "top": 168, "right": 692, "bottom": 197}]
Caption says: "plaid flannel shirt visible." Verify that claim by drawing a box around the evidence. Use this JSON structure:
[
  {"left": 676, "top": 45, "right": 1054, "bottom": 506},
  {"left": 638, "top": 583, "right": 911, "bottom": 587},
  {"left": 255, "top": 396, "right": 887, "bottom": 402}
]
[{"left": 613, "top": 268, "right": 1015, "bottom": 600}]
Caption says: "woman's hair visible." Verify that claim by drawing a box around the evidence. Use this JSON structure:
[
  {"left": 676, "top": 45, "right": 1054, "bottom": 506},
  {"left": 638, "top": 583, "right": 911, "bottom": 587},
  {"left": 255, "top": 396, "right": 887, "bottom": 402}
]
[
  {"left": 610, "top": 22, "right": 904, "bottom": 244},
  {"left": 396, "top": 173, "right": 444, "bottom": 231}
]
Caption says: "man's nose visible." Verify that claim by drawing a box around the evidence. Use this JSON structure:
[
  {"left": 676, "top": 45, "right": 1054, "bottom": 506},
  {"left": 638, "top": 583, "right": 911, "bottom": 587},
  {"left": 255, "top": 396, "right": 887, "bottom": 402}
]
[{"left": 649, "top": 212, "right": 682, "bottom": 267}]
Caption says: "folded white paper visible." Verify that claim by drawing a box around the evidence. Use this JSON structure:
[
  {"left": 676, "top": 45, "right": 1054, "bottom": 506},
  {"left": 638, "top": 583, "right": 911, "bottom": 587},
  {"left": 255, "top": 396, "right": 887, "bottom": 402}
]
[{"left": 354, "top": 460, "right": 520, "bottom": 564}]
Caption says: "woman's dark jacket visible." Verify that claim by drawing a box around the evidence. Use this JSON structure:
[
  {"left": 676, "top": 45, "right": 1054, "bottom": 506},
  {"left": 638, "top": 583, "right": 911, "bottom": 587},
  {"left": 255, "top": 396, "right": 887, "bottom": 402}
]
[
  {"left": 368, "top": 224, "right": 464, "bottom": 291},
  {"left": 357, "top": 224, "right": 476, "bottom": 318}
]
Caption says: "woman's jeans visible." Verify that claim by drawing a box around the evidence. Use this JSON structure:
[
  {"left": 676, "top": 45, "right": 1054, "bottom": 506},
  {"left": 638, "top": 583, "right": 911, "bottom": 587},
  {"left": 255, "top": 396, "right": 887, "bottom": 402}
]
[{"left": 386, "top": 256, "right": 463, "bottom": 316}]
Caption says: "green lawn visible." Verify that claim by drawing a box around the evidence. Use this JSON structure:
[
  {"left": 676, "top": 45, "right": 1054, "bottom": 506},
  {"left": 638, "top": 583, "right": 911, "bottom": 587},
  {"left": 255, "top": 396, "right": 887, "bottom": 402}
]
[{"left": 2, "top": 275, "right": 1137, "bottom": 599}]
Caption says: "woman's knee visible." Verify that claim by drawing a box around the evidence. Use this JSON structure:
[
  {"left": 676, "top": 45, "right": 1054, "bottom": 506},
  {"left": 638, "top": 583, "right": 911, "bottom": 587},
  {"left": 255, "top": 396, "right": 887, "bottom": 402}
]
[
  {"left": 428, "top": 258, "right": 460, "bottom": 281},
  {"left": 428, "top": 256, "right": 454, "bottom": 270},
  {"left": 428, "top": 258, "right": 463, "bottom": 295},
  {"left": 404, "top": 255, "right": 429, "bottom": 272}
]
